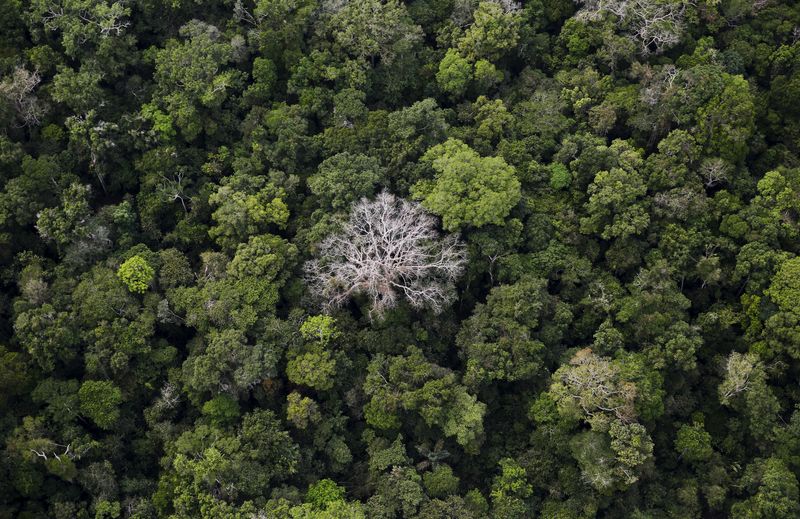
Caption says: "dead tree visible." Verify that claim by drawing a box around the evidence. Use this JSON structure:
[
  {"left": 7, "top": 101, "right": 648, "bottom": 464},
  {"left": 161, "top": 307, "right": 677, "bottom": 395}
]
[
  {"left": 574, "top": 0, "right": 687, "bottom": 54},
  {"left": 305, "top": 191, "right": 466, "bottom": 319},
  {"left": 699, "top": 158, "right": 730, "bottom": 188},
  {"left": 718, "top": 352, "right": 759, "bottom": 405},
  {"left": 0, "top": 67, "right": 46, "bottom": 127}
]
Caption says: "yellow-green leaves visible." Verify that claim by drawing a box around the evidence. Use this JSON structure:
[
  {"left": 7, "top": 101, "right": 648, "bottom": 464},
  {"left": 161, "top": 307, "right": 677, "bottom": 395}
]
[{"left": 117, "top": 255, "right": 154, "bottom": 294}]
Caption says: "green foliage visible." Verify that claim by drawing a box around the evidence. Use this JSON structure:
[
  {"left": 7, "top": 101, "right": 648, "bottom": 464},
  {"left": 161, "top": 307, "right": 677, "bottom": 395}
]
[
  {"left": 364, "top": 347, "right": 486, "bottom": 452},
  {"left": 458, "top": 2, "right": 522, "bottom": 62},
  {"left": 307, "top": 152, "right": 383, "bottom": 211},
  {"left": 158, "top": 248, "right": 193, "bottom": 288},
  {"left": 675, "top": 422, "right": 714, "bottom": 464},
  {"left": 766, "top": 257, "right": 800, "bottom": 312},
  {"left": 570, "top": 425, "right": 652, "bottom": 494},
  {"left": 327, "top": 0, "right": 422, "bottom": 66},
  {"left": 457, "top": 276, "right": 557, "bottom": 386},
  {"left": 116, "top": 255, "right": 155, "bottom": 294},
  {"left": 287, "top": 316, "right": 343, "bottom": 391},
  {"left": 227, "top": 233, "right": 297, "bottom": 283},
  {"left": 580, "top": 149, "right": 649, "bottom": 240},
  {"left": 423, "top": 465, "right": 459, "bottom": 498},
  {"left": 286, "top": 350, "right": 337, "bottom": 391},
  {"left": 490, "top": 458, "right": 532, "bottom": 519},
  {"left": 169, "top": 410, "right": 299, "bottom": 511},
  {"left": 414, "top": 139, "right": 521, "bottom": 230},
  {"left": 150, "top": 20, "right": 244, "bottom": 140},
  {"left": 0, "top": 345, "right": 30, "bottom": 409},
  {"left": 437, "top": 49, "right": 472, "bottom": 97},
  {"left": 549, "top": 348, "right": 637, "bottom": 429},
  {"left": 14, "top": 303, "right": 78, "bottom": 372},
  {"left": 201, "top": 394, "right": 240, "bottom": 427},
  {"left": 306, "top": 479, "right": 346, "bottom": 509},
  {"left": 549, "top": 163, "right": 571, "bottom": 190},
  {"left": 695, "top": 74, "right": 755, "bottom": 164},
  {"left": 299, "top": 315, "right": 342, "bottom": 346},
  {"left": 731, "top": 458, "right": 800, "bottom": 519},
  {"left": 78, "top": 380, "right": 122, "bottom": 430},
  {"left": 286, "top": 391, "right": 321, "bottom": 429},
  {"left": 181, "top": 328, "right": 281, "bottom": 403},
  {"left": 244, "top": 57, "right": 277, "bottom": 104},
  {"left": 209, "top": 176, "right": 290, "bottom": 249},
  {"left": 35, "top": 183, "right": 92, "bottom": 249}
]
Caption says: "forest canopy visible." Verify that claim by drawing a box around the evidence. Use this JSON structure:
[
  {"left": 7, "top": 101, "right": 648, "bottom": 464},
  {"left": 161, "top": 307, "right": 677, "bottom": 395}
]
[{"left": 2, "top": 0, "right": 800, "bottom": 517}]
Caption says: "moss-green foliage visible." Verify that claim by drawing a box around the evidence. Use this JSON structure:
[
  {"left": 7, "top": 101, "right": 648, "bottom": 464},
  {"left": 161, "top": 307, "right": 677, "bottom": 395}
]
[
  {"left": 423, "top": 465, "right": 460, "bottom": 498},
  {"left": 78, "top": 380, "right": 122, "bottom": 429},
  {"left": 201, "top": 394, "right": 240, "bottom": 427}
]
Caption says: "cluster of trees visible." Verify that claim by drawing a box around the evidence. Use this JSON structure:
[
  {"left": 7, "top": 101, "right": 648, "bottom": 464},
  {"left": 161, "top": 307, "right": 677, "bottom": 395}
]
[{"left": 1, "top": 0, "right": 800, "bottom": 517}]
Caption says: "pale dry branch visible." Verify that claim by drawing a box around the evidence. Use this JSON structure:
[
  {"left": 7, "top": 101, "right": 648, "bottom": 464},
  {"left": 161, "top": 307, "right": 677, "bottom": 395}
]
[
  {"left": 719, "top": 351, "right": 758, "bottom": 405},
  {"left": 699, "top": 158, "right": 730, "bottom": 188},
  {"left": 0, "top": 67, "right": 46, "bottom": 127},
  {"left": 306, "top": 191, "right": 466, "bottom": 319},
  {"left": 574, "top": 0, "right": 687, "bottom": 54}
]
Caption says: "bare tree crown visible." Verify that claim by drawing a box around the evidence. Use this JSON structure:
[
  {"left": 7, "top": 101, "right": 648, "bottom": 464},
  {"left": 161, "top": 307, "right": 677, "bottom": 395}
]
[
  {"left": 306, "top": 191, "right": 466, "bottom": 319},
  {"left": 0, "top": 67, "right": 46, "bottom": 127},
  {"left": 574, "top": 0, "right": 686, "bottom": 54}
]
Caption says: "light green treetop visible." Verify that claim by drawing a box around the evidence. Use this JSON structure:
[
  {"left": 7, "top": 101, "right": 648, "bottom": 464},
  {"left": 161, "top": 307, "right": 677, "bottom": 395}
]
[{"left": 414, "top": 139, "right": 520, "bottom": 231}]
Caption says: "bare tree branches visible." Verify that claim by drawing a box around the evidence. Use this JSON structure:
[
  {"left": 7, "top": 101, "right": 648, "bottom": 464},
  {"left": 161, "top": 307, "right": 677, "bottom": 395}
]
[
  {"left": 719, "top": 351, "right": 759, "bottom": 405},
  {"left": 628, "top": 0, "right": 686, "bottom": 54},
  {"left": 78, "top": 2, "right": 131, "bottom": 36},
  {"left": 699, "top": 158, "right": 730, "bottom": 188},
  {"left": 159, "top": 170, "right": 192, "bottom": 212},
  {"left": 28, "top": 440, "right": 90, "bottom": 463},
  {"left": 574, "top": 0, "right": 687, "bottom": 54},
  {"left": 0, "top": 67, "right": 47, "bottom": 127},
  {"left": 306, "top": 191, "right": 466, "bottom": 319},
  {"left": 560, "top": 348, "right": 638, "bottom": 424},
  {"left": 40, "top": 1, "right": 130, "bottom": 37}
]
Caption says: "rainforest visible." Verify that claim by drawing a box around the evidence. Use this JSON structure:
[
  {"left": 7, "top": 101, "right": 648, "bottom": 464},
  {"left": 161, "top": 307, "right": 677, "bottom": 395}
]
[{"left": 1, "top": 0, "right": 800, "bottom": 517}]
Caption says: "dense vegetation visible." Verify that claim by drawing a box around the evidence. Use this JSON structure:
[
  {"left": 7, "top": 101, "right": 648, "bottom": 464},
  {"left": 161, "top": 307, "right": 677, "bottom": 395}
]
[{"left": 1, "top": 0, "right": 800, "bottom": 517}]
